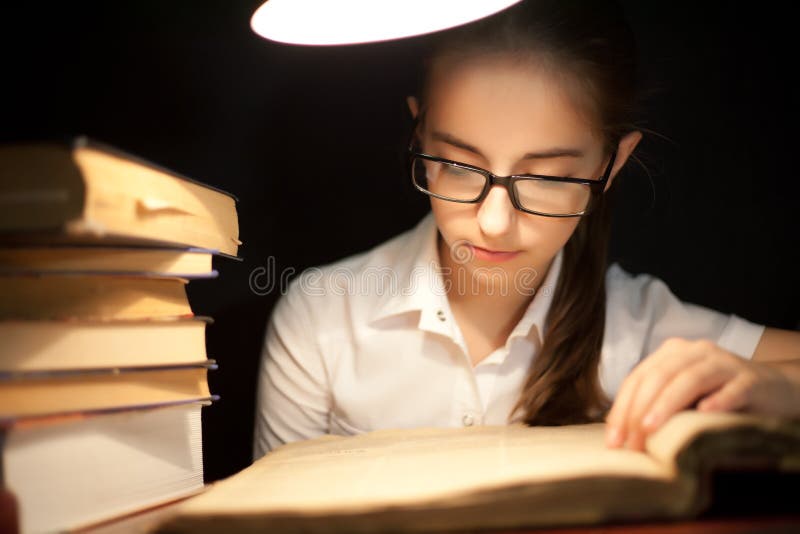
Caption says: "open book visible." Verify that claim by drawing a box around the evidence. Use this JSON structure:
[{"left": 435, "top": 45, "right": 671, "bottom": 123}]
[{"left": 157, "top": 411, "right": 800, "bottom": 533}]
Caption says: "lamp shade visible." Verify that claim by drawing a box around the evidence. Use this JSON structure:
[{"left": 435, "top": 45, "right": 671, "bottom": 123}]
[{"left": 250, "top": 0, "right": 523, "bottom": 46}]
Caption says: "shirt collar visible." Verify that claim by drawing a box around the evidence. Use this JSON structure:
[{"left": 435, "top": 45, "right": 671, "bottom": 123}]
[
  {"left": 369, "top": 212, "right": 563, "bottom": 346},
  {"left": 370, "top": 212, "right": 444, "bottom": 324}
]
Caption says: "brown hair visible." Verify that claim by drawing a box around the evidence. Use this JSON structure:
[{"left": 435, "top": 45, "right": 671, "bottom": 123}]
[{"left": 416, "top": 0, "right": 640, "bottom": 425}]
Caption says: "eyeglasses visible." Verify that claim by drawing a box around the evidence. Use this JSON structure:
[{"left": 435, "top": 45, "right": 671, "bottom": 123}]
[{"left": 408, "top": 147, "right": 617, "bottom": 217}]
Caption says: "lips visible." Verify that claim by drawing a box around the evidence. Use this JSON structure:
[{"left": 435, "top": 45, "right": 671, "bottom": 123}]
[{"left": 470, "top": 245, "right": 521, "bottom": 263}]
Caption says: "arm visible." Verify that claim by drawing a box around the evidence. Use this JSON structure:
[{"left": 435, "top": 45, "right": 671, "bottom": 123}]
[
  {"left": 746, "top": 326, "right": 800, "bottom": 411},
  {"left": 605, "top": 327, "right": 800, "bottom": 451},
  {"left": 752, "top": 326, "right": 800, "bottom": 361},
  {"left": 253, "top": 280, "right": 331, "bottom": 460}
]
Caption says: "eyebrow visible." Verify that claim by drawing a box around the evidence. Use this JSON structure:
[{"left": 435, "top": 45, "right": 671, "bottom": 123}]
[{"left": 430, "top": 131, "right": 584, "bottom": 160}]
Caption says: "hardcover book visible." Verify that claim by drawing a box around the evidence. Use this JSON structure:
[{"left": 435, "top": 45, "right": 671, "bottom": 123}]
[
  {"left": 0, "top": 138, "right": 240, "bottom": 256},
  {"left": 0, "top": 317, "right": 211, "bottom": 372},
  {"left": 0, "top": 275, "right": 193, "bottom": 320},
  {"left": 0, "top": 245, "right": 218, "bottom": 278},
  {"left": 0, "top": 366, "right": 214, "bottom": 419},
  {"left": 2, "top": 403, "right": 206, "bottom": 533}
]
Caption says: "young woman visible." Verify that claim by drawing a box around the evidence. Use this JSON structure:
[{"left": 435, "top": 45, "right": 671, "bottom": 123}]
[{"left": 253, "top": 0, "right": 800, "bottom": 459}]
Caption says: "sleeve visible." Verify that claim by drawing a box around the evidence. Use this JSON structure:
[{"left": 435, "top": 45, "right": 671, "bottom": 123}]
[
  {"left": 600, "top": 264, "right": 766, "bottom": 398},
  {"left": 252, "top": 277, "right": 331, "bottom": 460}
]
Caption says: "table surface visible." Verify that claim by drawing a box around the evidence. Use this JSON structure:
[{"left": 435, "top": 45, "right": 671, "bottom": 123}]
[
  {"left": 74, "top": 498, "right": 800, "bottom": 534},
  {"left": 1, "top": 485, "right": 796, "bottom": 534}
]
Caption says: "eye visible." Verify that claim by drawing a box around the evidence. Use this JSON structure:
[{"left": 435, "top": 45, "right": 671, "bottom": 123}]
[
  {"left": 519, "top": 167, "right": 576, "bottom": 179},
  {"left": 443, "top": 164, "right": 472, "bottom": 176},
  {"left": 534, "top": 179, "right": 564, "bottom": 187}
]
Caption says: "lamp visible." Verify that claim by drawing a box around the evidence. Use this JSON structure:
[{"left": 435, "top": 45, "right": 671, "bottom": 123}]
[{"left": 250, "top": 0, "right": 523, "bottom": 46}]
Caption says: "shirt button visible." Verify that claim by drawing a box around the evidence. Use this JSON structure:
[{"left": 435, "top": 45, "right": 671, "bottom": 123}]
[
  {"left": 436, "top": 309, "right": 446, "bottom": 322},
  {"left": 462, "top": 413, "right": 474, "bottom": 427}
]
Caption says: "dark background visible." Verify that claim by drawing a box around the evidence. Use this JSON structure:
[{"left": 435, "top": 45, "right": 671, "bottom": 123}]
[{"left": 3, "top": 1, "right": 798, "bottom": 483}]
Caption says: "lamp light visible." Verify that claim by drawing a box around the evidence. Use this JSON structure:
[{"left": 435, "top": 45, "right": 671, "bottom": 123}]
[{"left": 250, "top": 0, "right": 523, "bottom": 46}]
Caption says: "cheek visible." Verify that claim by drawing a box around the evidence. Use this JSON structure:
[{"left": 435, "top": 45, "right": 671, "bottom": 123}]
[
  {"left": 430, "top": 197, "right": 473, "bottom": 244},
  {"left": 517, "top": 214, "right": 581, "bottom": 255}
]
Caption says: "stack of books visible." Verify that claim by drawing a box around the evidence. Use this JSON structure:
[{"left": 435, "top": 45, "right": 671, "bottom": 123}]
[{"left": 0, "top": 138, "right": 240, "bottom": 533}]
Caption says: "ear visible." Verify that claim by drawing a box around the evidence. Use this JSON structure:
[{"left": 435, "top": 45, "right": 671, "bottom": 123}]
[
  {"left": 604, "top": 130, "right": 642, "bottom": 192},
  {"left": 406, "top": 96, "right": 420, "bottom": 120}
]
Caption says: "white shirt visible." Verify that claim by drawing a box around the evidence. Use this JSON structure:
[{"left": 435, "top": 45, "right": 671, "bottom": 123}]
[{"left": 253, "top": 212, "right": 765, "bottom": 458}]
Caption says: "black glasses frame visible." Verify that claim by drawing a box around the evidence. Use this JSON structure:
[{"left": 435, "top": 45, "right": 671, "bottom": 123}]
[{"left": 407, "top": 146, "right": 617, "bottom": 218}]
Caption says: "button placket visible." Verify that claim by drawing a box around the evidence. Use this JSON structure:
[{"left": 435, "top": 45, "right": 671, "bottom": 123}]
[{"left": 451, "top": 361, "right": 484, "bottom": 428}]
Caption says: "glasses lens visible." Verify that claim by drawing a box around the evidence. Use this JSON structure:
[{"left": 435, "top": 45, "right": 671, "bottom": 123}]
[
  {"left": 514, "top": 179, "right": 592, "bottom": 215},
  {"left": 412, "top": 157, "right": 485, "bottom": 201}
]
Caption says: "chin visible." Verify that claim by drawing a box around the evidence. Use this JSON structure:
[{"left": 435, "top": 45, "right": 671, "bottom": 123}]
[{"left": 463, "top": 256, "right": 536, "bottom": 296}]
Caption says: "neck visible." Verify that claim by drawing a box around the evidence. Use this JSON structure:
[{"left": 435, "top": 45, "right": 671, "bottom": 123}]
[{"left": 437, "top": 234, "right": 554, "bottom": 354}]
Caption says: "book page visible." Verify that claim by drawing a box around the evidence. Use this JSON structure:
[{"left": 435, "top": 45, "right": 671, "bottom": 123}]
[{"left": 175, "top": 423, "right": 673, "bottom": 516}]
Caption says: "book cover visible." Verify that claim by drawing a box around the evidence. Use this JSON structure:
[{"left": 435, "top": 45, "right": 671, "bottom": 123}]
[
  {"left": 0, "top": 245, "right": 220, "bottom": 278},
  {"left": 0, "top": 274, "right": 194, "bottom": 320},
  {"left": 0, "top": 137, "right": 241, "bottom": 257}
]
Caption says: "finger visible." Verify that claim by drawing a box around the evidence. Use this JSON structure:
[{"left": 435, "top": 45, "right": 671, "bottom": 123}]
[
  {"left": 606, "top": 342, "right": 675, "bottom": 436},
  {"left": 625, "top": 361, "right": 722, "bottom": 451},
  {"left": 606, "top": 354, "right": 672, "bottom": 447},
  {"left": 621, "top": 357, "right": 706, "bottom": 452},
  {"left": 642, "top": 359, "right": 736, "bottom": 432},
  {"left": 625, "top": 427, "right": 648, "bottom": 452},
  {"left": 605, "top": 371, "right": 644, "bottom": 447},
  {"left": 697, "top": 374, "right": 753, "bottom": 413},
  {"left": 606, "top": 338, "right": 700, "bottom": 448},
  {"left": 625, "top": 347, "right": 706, "bottom": 438}
]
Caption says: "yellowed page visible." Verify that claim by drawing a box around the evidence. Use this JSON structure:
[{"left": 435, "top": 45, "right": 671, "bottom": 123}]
[
  {"left": 159, "top": 412, "right": 800, "bottom": 533},
  {"left": 0, "top": 367, "right": 210, "bottom": 417},
  {"left": 176, "top": 423, "right": 672, "bottom": 517}
]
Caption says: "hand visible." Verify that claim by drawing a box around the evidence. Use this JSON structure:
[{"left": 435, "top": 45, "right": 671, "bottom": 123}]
[{"left": 604, "top": 337, "right": 796, "bottom": 451}]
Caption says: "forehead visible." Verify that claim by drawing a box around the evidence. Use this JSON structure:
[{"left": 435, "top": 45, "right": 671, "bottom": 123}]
[{"left": 423, "top": 55, "right": 602, "bottom": 156}]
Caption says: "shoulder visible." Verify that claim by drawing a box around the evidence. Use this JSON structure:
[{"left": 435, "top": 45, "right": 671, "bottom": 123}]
[
  {"left": 602, "top": 262, "right": 717, "bottom": 346},
  {"left": 603, "top": 263, "right": 739, "bottom": 334},
  {"left": 604, "top": 262, "right": 674, "bottom": 315},
  {"left": 600, "top": 262, "right": 765, "bottom": 396}
]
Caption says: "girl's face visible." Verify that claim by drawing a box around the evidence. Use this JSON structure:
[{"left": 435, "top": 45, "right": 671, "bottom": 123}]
[{"left": 413, "top": 55, "right": 634, "bottom": 287}]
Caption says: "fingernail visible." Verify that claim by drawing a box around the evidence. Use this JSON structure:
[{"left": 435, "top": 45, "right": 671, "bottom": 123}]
[
  {"left": 642, "top": 412, "right": 659, "bottom": 429},
  {"left": 698, "top": 399, "right": 714, "bottom": 411}
]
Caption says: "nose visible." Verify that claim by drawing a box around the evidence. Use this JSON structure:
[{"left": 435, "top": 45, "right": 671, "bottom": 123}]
[{"left": 476, "top": 184, "right": 515, "bottom": 238}]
